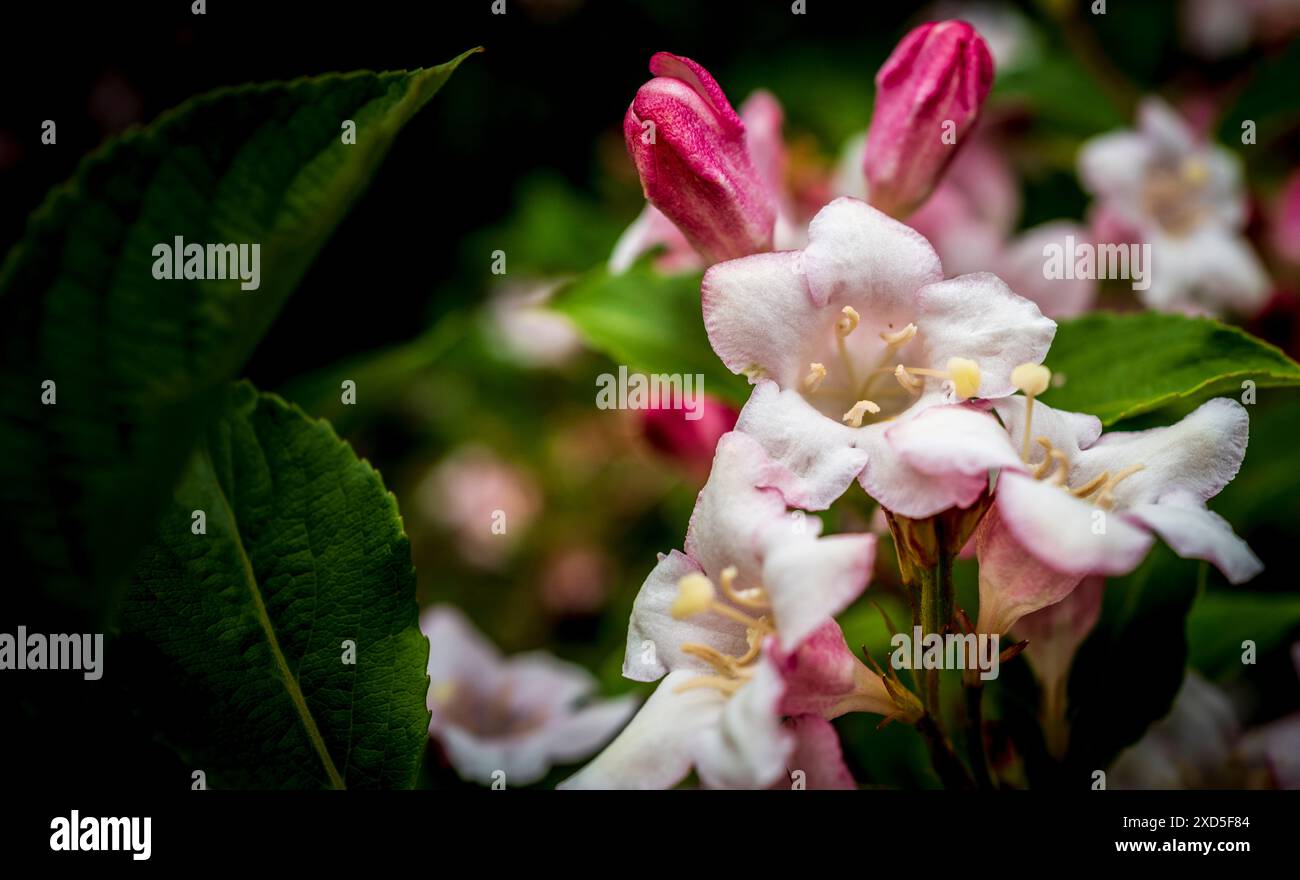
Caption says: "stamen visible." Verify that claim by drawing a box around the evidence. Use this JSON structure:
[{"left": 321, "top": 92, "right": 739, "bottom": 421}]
[
  {"left": 879, "top": 323, "right": 917, "bottom": 347},
  {"left": 893, "top": 363, "right": 923, "bottom": 394},
  {"left": 1070, "top": 471, "right": 1109, "bottom": 498},
  {"left": 860, "top": 323, "right": 919, "bottom": 398},
  {"left": 671, "top": 573, "right": 715, "bottom": 620},
  {"left": 1095, "top": 463, "right": 1145, "bottom": 509},
  {"left": 1046, "top": 449, "right": 1069, "bottom": 486},
  {"left": 1032, "top": 437, "right": 1057, "bottom": 479},
  {"left": 680, "top": 643, "right": 741, "bottom": 675},
  {"left": 717, "top": 565, "right": 769, "bottom": 610},
  {"left": 841, "top": 398, "right": 881, "bottom": 428},
  {"left": 674, "top": 675, "right": 745, "bottom": 696},
  {"left": 1011, "top": 362, "right": 1052, "bottom": 462},
  {"left": 836, "top": 306, "right": 860, "bottom": 337},
  {"left": 1181, "top": 156, "right": 1209, "bottom": 185},
  {"left": 803, "top": 362, "right": 827, "bottom": 393},
  {"left": 896, "top": 358, "right": 981, "bottom": 400}
]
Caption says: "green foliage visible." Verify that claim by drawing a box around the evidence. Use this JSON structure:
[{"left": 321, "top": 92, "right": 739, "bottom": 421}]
[
  {"left": 0, "top": 51, "right": 476, "bottom": 626},
  {"left": 1063, "top": 546, "right": 1201, "bottom": 779},
  {"left": 548, "top": 261, "right": 751, "bottom": 404},
  {"left": 124, "top": 383, "right": 430, "bottom": 789},
  {"left": 1187, "top": 592, "right": 1300, "bottom": 682},
  {"left": 1043, "top": 312, "right": 1300, "bottom": 425}
]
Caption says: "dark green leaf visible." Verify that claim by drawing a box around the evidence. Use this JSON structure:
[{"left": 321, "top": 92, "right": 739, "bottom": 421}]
[
  {"left": 0, "top": 50, "right": 477, "bottom": 625},
  {"left": 1064, "top": 545, "right": 1200, "bottom": 778},
  {"left": 124, "top": 383, "right": 429, "bottom": 789},
  {"left": 1187, "top": 591, "right": 1300, "bottom": 682},
  {"left": 1043, "top": 312, "right": 1300, "bottom": 425}
]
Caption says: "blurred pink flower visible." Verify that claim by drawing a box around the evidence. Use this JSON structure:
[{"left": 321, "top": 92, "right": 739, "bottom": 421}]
[
  {"left": 1271, "top": 170, "right": 1300, "bottom": 266},
  {"left": 423, "top": 605, "right": 636, "bottom": 785},
  {"left": 417, "top": 446, "right": 542, "bottom": 570},
  {"left": 1079, "top": 98, "right": 1270, "bottom": 316},
  {"left": 639, "top": 393, "right": 738, "bottom": 481},
  {"left": 864, "top": 20, "right": 995, "bottom": 219},
  {"left": 908, "top": 131, "right": 1096, "bottom": 318},
  {"left": 538, "top": 546, "right": 611, "bottom": 616},
  {"left": 486, "top": 280, "right": 583, "bottom": 368}
]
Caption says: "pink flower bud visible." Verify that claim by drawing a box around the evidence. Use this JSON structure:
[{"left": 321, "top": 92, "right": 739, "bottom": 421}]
[
  {"left": 624, "top": 53, "right": 776, "bottom": 263},
  {"left": 639, "top": 394, "right": 738, "bottom": 481},
  {"left": 864, "top": 21, "right": 994, "bottom": 219}
]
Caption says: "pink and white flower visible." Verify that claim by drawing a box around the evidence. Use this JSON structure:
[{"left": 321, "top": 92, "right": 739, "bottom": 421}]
[
  {"left": 976, "top": 389, "right": 1262, "bottom": 635},
  {"left": 422, "top": 606, "right": 637, "bottom": 786},
  {"left": 1078, "top": 98, "right": 1270, "bottom": 316},
  {"left": 702, "top": 196, "right": 1054, "bottom": 517},
  {"left": 561, "top": 431, "right": 912, "bottom": 789}
]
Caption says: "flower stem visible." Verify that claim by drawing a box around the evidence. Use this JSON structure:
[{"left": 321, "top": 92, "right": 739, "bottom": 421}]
[{"left": 964, "top": 682, "right": 994, "bottom": 789}]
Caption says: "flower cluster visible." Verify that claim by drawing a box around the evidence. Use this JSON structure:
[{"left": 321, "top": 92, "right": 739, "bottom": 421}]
[{"left": 560, "top": 20, "right": 1268, "bottom": 789}]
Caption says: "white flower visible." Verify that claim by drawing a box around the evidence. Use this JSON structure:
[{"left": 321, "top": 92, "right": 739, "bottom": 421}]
[
  {"left": 1078, "top": 97, "right": 1269, "bottom": 316},
  {"left": 422, "top": 606, "right": 636, "bottom": 786}
]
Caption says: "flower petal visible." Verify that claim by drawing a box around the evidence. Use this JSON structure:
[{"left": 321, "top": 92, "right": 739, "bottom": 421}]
[
  {"left": 995, "top": 469, "right": 1155, "bottom": 576},
  {"left": 975, "top": 500, "right": 1088, "bottom": 635},
  {"left": 1074, "top": 397, "right": 1249, "bottom": 509},
  {"left": 801, "top": 197, "right": 943, "bottom": 308},
  {"left": 992, "top": 396, "right": 1103, "bottom": 471},
  {"left": 857, "top": 402, "right": 991, "bottom": 518},
  {"left": 1127, "top": 493, "right": 1263, "bottom": 584},
  {"left": 695, "top": 655, "right": 793, "bottom": 789},
  {"left": 702, "top": 252, "right": 824, "bottom": 388},
  {"left": 917, "top": 272, "right": 1057, "bottom": 397},
  {"left": 558, "top": 669, "right": 728, "bottom": 790},
  {"left": 623, "top": 549, "right": 749, "bottom": 682},
  {"left": 732, "top": 380, "right": 870, "bottom": 510},
  {"left": 887, "top": 403, "right": 1024, "bottom": 478},
  {"left": 423, "top": 605, "right": 503, "bottom": 706},
  {"left": 762, "top": 533, "right": 876, "bottom": 649},
  {"left": 780, "top": 715, "right": 857, "bottom": 790}
]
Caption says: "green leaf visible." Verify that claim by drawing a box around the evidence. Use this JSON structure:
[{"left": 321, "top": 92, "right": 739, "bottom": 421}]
[
  {"left": 1063, "top": 545, "right": 1201, "bottom": 778},
  {"left": 0, "top": 50, "right": 477, "bottom": 625},
  {"left": 1187, "top": 591, "right": 1300, "bottom": 682},
  {"left": 548, "top": 261, "right": 751, "bottom": 405},
  {"left": 1042, "top": 312, "right": 1300, "bottom": 425},
  {"left": 123, "top": 383, "right": 429, "bottom": 789}
]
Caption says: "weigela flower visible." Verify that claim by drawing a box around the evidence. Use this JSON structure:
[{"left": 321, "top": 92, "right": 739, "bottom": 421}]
[
  {"left": 976, "top": 378, "right": 1262, "bottom": 635},
  {"left": 422, "top": 606, "right": 636, "bottom": 786},
  {"left": 1078, "top": 97, "right": 1269, "bottom": 316},
  {"left": 623, "top": 53, "right": 777, "bottom": 264},
  {"left": 561, "top": 431, "right": 916, "bottom": 789},
  {"left": 863, "top": 20, "right": 995, "bottom": 219},
  {"left": 702, "top": 196, "right": 1054, "bottom": 516}
]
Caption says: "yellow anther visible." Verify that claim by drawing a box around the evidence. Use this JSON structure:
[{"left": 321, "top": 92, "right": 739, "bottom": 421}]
[
  {"left": 1032, "top": 437, "right": 1058, "bottom": 479},
  {"left": 1012, "top": 362, "right": 1051, "bottom": 460},
  {"left": 430, "top": 680, "right": 457, "bottom": 706},
  {"left": 1181, "top": 156, "right": 1209, "bottom": 185},
  {"left": 841, "top": 398, "right": 881, "bottom": 428},
  {"left": 879, "top": 323, "right": 917, "bottom": 347},
  {"left": 671, "top": 573, "right": 715, "bottom": 619},
  {"left": 836, "top": 306, "right": 861, "bottom": 337},
  {"left": 1095, "top": 463, "right": 1145, "bottom": 509},
  {"left": 803, "top": 362, "right": 827, "bottom": 393},
  {"left": 1011, "top": 363, "right": 1051, "bottom": 397},
  {"left": 946, "top": 357, "right": 981, "bottom": 400}
]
